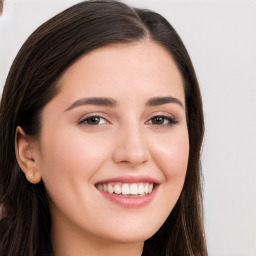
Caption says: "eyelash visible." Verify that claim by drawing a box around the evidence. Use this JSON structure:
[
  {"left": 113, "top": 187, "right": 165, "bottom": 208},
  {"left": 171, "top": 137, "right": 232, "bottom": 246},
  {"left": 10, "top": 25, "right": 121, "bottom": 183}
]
[
  {"left": 78, "top": 115, "right": 108, "bottom": 126},
  {"left": 78, "top": 114, "right": 178, "bottom": 127},
  {"left": 147, "top": 115, "right": 178, "bottom": 126}
]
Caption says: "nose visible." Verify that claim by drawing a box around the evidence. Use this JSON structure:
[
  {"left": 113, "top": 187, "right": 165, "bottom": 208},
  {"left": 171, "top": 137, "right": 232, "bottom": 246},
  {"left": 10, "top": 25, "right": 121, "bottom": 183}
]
[{"left": 112, "top": 124, "right": 150, "bottom": 167}]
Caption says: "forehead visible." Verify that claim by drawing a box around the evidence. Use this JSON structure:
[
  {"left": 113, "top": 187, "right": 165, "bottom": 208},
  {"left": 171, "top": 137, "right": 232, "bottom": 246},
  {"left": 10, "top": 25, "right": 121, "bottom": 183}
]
[{"left": 56, "top": 40, "right": 185, "bottom": 106}]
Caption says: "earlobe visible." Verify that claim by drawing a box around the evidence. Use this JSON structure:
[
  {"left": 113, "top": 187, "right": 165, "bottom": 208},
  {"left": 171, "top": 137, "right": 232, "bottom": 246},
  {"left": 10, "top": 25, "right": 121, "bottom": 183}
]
[
  {"left": 15, "top": 126, "right": 42, "bottom": 184},
  {"left": 25, "top": 169, "right": 42, "bottom": 184}
]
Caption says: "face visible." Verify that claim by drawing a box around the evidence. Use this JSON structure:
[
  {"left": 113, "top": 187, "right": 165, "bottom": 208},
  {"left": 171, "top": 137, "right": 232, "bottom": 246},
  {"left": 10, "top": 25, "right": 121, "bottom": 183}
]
[{"left": 35, "top": 41, "right": 189, "bottom": 245}]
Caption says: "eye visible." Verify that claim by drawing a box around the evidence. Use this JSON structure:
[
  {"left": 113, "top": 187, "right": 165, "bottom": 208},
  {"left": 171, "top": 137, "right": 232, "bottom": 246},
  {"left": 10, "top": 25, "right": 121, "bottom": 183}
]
[
  {"left": 148, "top": 115, "right": 178, "bottom": 126},
  {"left": 78, "top": 116, "right": 107, "bottom": 125}
]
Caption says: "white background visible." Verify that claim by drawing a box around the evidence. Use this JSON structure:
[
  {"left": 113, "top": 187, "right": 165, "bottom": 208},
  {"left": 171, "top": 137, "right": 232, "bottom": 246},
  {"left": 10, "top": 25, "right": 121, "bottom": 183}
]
[{"left": 0, "top": 0, "right": 256, "bottom": 255}]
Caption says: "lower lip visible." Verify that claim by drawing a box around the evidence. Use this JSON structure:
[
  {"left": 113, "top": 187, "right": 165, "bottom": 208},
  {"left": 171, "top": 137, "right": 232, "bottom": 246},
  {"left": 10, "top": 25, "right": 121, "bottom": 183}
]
[{"left": 97, "top": 186, "right": 158, "bottom": 208}]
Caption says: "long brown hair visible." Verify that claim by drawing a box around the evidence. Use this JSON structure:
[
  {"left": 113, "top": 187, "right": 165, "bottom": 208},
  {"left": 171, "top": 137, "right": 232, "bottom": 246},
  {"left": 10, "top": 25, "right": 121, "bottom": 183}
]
[{"left": 0, "top": 1, "right": 207, "bottom": 255}]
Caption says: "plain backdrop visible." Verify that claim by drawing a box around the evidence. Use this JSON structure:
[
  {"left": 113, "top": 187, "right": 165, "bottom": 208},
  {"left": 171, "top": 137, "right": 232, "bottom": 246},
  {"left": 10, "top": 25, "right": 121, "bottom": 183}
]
[{"left": 0, "top": 0, "right": 256, "bottom": 255}]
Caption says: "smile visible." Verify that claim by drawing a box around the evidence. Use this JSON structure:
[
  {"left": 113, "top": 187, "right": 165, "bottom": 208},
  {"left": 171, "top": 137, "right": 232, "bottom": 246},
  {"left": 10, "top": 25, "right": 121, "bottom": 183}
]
[
  {"left": 96, "top": 182, "right": 154, "bottom": 196},
  {"left": 95, "top": 176, "right": 159, "bottom": 208}
]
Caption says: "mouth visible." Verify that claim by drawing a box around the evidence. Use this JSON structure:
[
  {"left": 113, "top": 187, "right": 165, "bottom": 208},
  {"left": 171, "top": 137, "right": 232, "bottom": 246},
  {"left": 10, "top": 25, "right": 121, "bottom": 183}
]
[
  {"left": 95, "top": 176, "right": 159, "bottom": 208},
  {"left": 96, "top": 182, "right": 155, "bottom": 197}
]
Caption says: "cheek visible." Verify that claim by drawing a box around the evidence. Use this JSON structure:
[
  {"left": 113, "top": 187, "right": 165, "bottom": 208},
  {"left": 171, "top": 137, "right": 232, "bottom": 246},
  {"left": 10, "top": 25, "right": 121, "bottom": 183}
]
[
  {"left": 150, "top": 128, "right": 189, "bottom": 204},
  {"left": 37, "top": 128, "right": 114, "bottom": 214},
  {"left": 144, "top": 128, "right": 189, "bottom": 232},
  {"left": 39, "top": 128, "right": 112, "bottom": 179},
  {"left": 152, "top": 130, "right": 189, "bottom": 177},
  {"left": 37, "top": 128, "right": 114, "bottom": 217}
]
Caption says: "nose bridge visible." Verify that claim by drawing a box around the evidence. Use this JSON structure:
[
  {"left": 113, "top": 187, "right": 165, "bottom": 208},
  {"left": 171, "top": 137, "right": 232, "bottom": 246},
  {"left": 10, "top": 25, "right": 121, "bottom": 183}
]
[{"left": 112, "top": 118, "right": 150, "bottom": 166}]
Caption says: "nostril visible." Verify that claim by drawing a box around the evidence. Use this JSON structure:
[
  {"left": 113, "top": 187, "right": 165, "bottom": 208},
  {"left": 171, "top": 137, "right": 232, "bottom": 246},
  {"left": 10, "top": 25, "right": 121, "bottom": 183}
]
[
  {"left": 119, "top": 158, "right": 148, "bottom": 168},
  {"left": 122, "top": 160, "right": 145, "bottom": 167}
]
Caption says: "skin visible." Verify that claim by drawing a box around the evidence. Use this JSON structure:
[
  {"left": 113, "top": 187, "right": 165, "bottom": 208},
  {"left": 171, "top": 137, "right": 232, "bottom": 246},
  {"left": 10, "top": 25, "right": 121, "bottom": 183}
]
[{"left": 16, "top": 40, "right": 189, "bottom": 256}]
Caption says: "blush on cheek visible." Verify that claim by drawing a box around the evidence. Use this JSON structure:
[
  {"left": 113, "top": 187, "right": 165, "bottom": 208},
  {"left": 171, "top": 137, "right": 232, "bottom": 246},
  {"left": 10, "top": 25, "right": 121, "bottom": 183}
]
[
  {"left": 153, "top": 140, "right": 189, "bottom": 178},
  {"left": 45, "top": 131, "right": 111, "bottom": 178}
]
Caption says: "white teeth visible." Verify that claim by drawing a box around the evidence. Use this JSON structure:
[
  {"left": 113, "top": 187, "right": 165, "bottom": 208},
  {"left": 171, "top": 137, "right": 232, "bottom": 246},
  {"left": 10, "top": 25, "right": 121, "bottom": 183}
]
[
  {"left": 138, "top": 184, "right": 144, "bottom": 195},
  {"left": 122, "top": 184, "right": 130, "bottom": 195},
  {"left": 114, "top": 184, "right": 122, "bottom": 194},
  {"left": 107, "top": 184, "right": 114, "bottom": 194},
  {"left": 130, "top": 184, "right": 138, "bottom": 195},
  {"left": 97, "top": 182, "right": 154, "bottom": 196},
  {"left": 98, "top": 184, "right": 104, "bottom": 191}
]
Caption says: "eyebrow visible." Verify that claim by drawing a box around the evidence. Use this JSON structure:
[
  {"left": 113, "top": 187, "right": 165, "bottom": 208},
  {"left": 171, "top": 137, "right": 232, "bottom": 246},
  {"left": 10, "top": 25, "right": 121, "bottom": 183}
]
[
  {"left": 65, "top": 96, "right": 184, "bottom": 111},
  {"left": 146, "top": 96, "right": 184, "bottom": 108},
  {"left": 65, "top": 97, "right": 118, "bottom": 111}
]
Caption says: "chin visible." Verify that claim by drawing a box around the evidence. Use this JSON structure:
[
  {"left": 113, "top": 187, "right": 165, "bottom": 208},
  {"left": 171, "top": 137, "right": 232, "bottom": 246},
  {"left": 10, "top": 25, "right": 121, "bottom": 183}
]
[{"left": 99, "top": 221, "right": 161, "bottom": 244}]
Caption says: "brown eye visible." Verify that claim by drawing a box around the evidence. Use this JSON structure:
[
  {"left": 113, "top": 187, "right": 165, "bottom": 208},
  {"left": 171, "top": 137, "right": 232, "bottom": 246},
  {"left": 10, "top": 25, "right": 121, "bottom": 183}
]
[
  {"left": 79, "top": 116, "right": 107, "bottom": 125},
  {"left": 151, "top": 116, "right": 165, "bottom": 125},
  {"left": 149, "top": 115, "right": 178, "bottom": 126}
]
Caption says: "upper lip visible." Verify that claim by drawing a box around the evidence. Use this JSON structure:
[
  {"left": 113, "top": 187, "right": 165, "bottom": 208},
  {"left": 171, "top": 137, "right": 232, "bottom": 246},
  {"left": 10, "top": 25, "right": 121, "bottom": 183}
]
[{"left": 95, "top": 175, "right": 159, "bottom": 185}]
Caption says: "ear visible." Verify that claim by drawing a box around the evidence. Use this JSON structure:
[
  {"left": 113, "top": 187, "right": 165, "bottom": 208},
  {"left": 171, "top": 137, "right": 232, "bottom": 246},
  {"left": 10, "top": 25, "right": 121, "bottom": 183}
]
[{"left": 15, "top": 126, "right": 42, "bottom": 184}]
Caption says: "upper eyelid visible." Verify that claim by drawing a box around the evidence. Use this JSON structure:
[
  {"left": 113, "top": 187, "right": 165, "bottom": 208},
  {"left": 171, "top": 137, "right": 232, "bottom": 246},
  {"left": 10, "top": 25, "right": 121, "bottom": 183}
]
[
  {"left": 78, "top": 112, "right": 110, "bottom": 122},
  {"left": 146, "top": 111, "right": 177, "bottom": 120}
]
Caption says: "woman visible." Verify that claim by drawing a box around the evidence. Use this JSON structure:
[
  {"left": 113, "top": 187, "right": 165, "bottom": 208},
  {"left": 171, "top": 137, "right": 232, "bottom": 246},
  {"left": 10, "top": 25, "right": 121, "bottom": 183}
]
[{"left": 0, "top": 1, "right": 207, "bottom": 255}]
